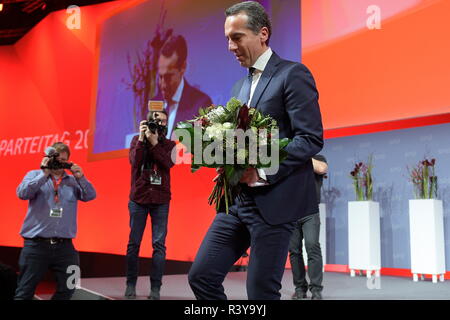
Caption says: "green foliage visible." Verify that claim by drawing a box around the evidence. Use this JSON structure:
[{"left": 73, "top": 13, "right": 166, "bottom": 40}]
[
  {"left": 408, "top": 158, "right": 438, "bottom": 199},
  {"left": 349, "top": 155, "right": 374, "bottom": 201}
]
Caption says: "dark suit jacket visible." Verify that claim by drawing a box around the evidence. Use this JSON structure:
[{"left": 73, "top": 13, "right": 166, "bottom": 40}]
[
  {"left": 232, "top": 52, "right": 324, "bottom": 225},
  {"left": 174, "top": 80, "right": 213, "bottom": 126},
  {"left": 143, "top": 79, "right": 213, "bottom": 133}
]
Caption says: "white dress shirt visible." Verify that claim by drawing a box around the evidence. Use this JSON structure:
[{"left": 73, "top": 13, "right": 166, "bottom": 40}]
[
  {"left": 248, "top": 47, "right": 273, "bottom": 105},
  {"left": 246, "top": 48, "right": 273, "bottom": 186}
]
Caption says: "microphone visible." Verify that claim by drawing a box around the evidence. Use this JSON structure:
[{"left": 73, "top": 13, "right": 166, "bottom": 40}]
[{"left": 44, "top": 147, "right": 58, "bottom": 157}]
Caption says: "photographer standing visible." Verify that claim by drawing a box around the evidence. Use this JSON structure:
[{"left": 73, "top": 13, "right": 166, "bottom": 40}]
[
  {"left": 125, "top": 111, "right": 176, "bottom": 300},
  {"left": 15, "top": 142, "right": 96, "bottom": 300}
]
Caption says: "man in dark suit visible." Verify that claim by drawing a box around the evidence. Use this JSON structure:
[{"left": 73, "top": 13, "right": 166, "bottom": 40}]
[
  {"left": 145, "top": 35, "right": 213, "bottom": 138},
  {"left": 188, "top": 1, "right": 323, "bottom": 300}
]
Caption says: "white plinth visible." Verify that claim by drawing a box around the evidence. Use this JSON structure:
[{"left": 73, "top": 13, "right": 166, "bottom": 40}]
[
  {"left": 409, "top": 199, "right": 446, "bottom": 283},
  {"left": 302, "top": 203, "right": 327, "bottom": 269},
  {"left": 348, "top": 201, "right": 381, "bottom": 278},
  {"left": 319, "top": 203, "right": 326, "bottom": 266}
]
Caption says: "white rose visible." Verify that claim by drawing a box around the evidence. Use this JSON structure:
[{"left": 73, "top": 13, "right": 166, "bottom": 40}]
[
  {"left": 206, "top": 106, "right": 225, "bottom": 122},
  {"left": 223, "top": 122, "right": 234, "bottom": 129},
  {"left": 205, "top": 126, "right": 215, "bottom": 139},
  {"left": 205, "top": 123, "right": 224, "bottom": 140}
]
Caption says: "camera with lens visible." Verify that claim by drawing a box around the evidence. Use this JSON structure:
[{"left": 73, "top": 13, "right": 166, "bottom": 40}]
[
  {"left": 144, "top": 117, "right": 167, "bottom": 138},
  {"left": 47, "top": 156, "right": 73, "bottom": 170},
  {"left": 41, "top": 147, "right": 73, "bottom": 170}
]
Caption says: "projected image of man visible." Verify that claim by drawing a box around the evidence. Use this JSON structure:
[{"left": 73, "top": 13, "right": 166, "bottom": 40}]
[{"left": 150, "top": 35, "right": 213, "bottom": 138}]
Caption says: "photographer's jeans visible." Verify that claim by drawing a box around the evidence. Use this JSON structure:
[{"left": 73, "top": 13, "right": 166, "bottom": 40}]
[
  {"left": 14, "top": 239, "right": 79, "bottom": 300},
  {"left": 126, "top": 200, "right": 169, "bottom": 289}
]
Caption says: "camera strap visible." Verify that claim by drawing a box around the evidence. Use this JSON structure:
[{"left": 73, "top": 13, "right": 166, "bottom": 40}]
[
  {"left": 51, "top": 175, "right": 63, "bottom": 203},
  {"left": 142, "top": 142, "right": 152, "bottom": 171}
]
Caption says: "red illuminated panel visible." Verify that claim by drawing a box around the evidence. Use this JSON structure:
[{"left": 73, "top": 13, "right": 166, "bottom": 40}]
[{"left": 303, "top": 0, "right": 450, "bottom": 129}]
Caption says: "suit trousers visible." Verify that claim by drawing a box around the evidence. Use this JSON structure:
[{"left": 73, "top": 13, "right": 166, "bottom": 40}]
[{"left": 188, "top": 192, "right": 295, "bottom": 300}]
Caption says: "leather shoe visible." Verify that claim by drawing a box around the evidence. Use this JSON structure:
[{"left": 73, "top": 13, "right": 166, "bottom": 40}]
[
  {"left": 311, "top": 291, "right": 323, "bottom": 300},
  {"left": 291, "top": 291, "right": 307, "bottom": 300},
  {"left": 124, "top": 285, "right": 136, "bottom": 299}
]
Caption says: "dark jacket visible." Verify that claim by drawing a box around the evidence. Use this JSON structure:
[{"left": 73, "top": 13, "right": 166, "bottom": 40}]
[
  {"left": 129, "top": 135, "right": 176, "bottom": 204},
  {"left": 232, "top": 52, "right": 324, "bottom": 225}
]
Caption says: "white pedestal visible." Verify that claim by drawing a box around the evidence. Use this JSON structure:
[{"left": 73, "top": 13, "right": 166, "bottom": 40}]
[
  {"left": 302, "top": 203, "right": 327, "bottom": 270},
  {"left": 348, "top": 201, "right": 381, "bottom": 278},
  {"left": 319, "top": 203, "right": 326, "bottom": 267},
  {"left": 409, "top": 199, "right": 446, "bottom": 283}
]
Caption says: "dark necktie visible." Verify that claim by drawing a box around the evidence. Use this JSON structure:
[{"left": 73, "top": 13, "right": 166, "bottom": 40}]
[
  {"left": 238, "top": 67, "right": 255, "bottom": 106},
  {"left": 165, "top": 98, "right": 174, "bottom": 114}
]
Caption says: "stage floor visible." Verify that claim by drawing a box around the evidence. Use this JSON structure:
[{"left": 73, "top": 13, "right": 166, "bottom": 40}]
[{"left": 35, "top": 270, "right": 450, "bottom": 300}]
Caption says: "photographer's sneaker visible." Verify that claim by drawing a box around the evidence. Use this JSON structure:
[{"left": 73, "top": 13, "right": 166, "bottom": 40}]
[
  {"left": 311, "top": 291, "right": 323, "bottom": 300},
  {"left": 291, "top": 290, "right": 307, "bottom": 300},
  {"left": 124, "top": 285, "right": 136, "bottom": 299},
  {"left": 148, "top": 287, "right": 160, "bottom": 300}
]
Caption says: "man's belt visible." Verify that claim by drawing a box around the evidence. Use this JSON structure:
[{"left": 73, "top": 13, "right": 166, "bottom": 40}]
[{"left": 24, "top": 237, "right": 72, "bottom": 244}]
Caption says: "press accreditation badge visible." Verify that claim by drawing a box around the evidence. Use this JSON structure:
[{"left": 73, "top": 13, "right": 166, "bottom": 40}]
[
  {"left": 50, "top": 207, "right": 63, "bottom": 218},
  {"left": 150, "top": 172, "right": 162, "bottom": 185}
]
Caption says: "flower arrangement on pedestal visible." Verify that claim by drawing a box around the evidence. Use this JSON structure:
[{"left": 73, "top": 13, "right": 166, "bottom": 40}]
[
  {"left": 350, "top": 155, "right": 373, "bottom": 201},
  {"left": 407, "top": 158, "right": 438, "bottom": 199}
]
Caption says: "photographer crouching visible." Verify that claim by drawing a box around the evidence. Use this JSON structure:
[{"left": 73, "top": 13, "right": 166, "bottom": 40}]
[
  {"left": 15, "top": 142, "right": 96, "bottom": 300},
  {"left": 125, "top": 110, "right": 176, "bottom": 300}
]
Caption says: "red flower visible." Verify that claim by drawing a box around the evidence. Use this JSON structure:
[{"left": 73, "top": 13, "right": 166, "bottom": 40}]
[
  {"left": 237, "top": 104, "right": 253, "bottom": 130},
  {"left": 201, "top": 118, "right": 210, "bottom": 127}
]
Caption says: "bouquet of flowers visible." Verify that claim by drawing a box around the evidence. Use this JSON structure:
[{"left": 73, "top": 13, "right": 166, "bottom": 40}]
[
  {"left": 349, "top": 155, "right": 374, "bottom": 201},
  {"left": 407, "top": 158, "right": 438, "bottom": 199},
  {"left": 174, "top": 97, "right": 290, "bottom": 213}
]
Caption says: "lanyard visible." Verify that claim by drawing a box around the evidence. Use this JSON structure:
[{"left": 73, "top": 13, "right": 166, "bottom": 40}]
[{"left": 51, "top": 175, "right": 63, "bottom": 203}]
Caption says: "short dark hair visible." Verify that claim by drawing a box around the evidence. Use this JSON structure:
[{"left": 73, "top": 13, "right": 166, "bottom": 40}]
[
  {"left": 51, "top": 142, "right": 71, "bottom": 158},
  {"left": 160, "top": 35, "right": 187, "bottom": 69},
  {"left": 147, "top": 110, "right": 168, "bottom": 121},
  {"left": 225, "top": 1, "right": 272, "bottom": 45}
]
